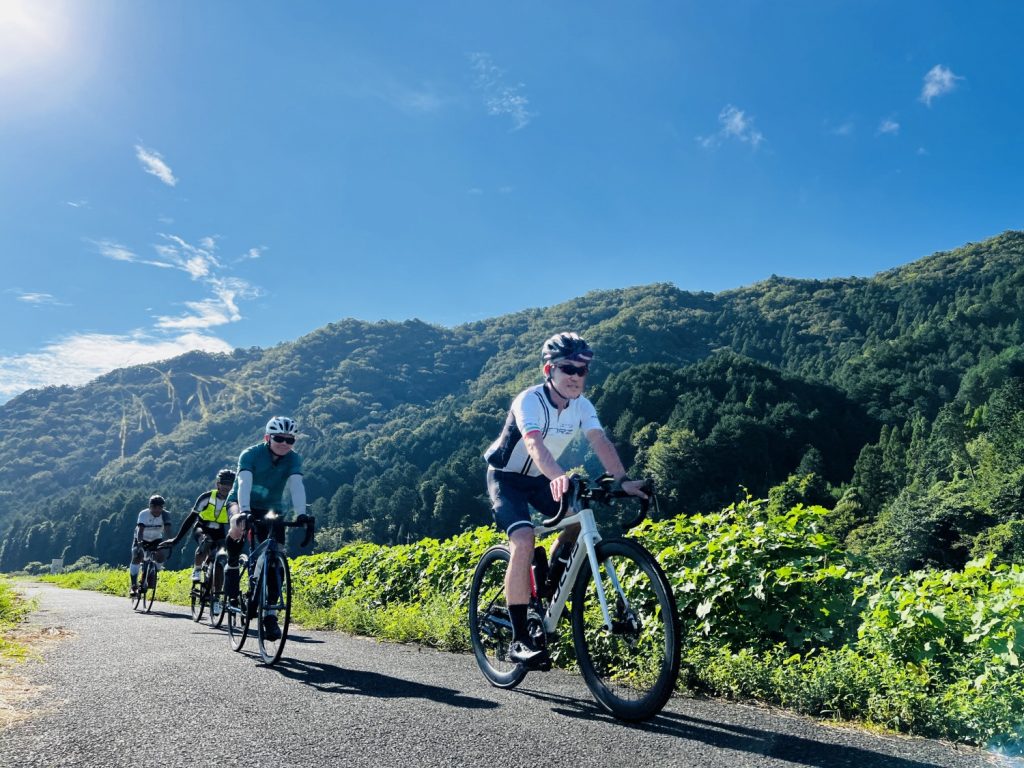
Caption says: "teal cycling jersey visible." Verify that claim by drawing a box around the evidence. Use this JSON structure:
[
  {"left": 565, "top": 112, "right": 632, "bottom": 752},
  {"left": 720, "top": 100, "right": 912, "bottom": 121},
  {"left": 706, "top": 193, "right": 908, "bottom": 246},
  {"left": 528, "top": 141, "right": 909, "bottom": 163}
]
[{"left": 227, "top": 442, "right": 303, "bottom": 511}]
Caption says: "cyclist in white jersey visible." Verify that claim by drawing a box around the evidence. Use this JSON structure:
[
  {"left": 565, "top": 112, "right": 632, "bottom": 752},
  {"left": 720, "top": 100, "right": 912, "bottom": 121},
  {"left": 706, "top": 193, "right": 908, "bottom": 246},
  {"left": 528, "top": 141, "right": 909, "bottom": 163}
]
[
  {"left": 483, "top": 332, "right": 647, "bottom": 668},
  {"left": 129, "top": 494, "right": 172, "bottom": 597}
]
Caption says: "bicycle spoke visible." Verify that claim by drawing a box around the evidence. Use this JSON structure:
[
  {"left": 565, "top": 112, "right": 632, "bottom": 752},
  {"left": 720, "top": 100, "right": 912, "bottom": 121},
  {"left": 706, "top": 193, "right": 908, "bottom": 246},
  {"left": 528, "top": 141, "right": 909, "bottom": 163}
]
[
  {"left": 571, "top": 538, "right": 680, "bottom": 721},
  {"left": 257, "top": 554, "right": 291, "bottom": 665},
  {"left": 469, "top": 545, "right": 527, "bottom": 689}
]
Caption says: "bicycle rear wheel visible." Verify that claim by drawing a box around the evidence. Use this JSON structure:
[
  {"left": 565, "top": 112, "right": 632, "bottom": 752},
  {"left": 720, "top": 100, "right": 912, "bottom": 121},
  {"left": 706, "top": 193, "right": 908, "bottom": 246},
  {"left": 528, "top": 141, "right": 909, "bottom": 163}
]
[
  {"left": 468, "top": 545, "right": 527, "bottom": 689},
  {"left": 257, "top": 553, "right": 291, "bottom": 665},
  {"left": 208, "top": 555, "right": 227, "bottom": 629},
  {"left": 227, "top": 556, "right": 250, "bottom": 651},
  {"left": 142, "top": 563, "right": 157, "bottom": 613},
  {"left": 570, "top": 537, "right": 680, "bottom": 721},
  {"left": 131, "top": 578, "right": 143, "bottom": 611}
]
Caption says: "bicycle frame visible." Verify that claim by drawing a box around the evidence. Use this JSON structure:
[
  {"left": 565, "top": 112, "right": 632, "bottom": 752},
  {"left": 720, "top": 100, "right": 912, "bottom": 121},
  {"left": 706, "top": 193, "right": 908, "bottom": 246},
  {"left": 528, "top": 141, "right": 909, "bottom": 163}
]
[{"left": 534, "top": 504, "right": 625, "bottom": 636}]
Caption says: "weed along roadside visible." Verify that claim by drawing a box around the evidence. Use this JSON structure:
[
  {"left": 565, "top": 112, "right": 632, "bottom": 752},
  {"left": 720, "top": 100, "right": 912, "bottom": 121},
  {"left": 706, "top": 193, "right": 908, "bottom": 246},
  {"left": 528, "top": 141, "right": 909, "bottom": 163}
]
[{"left": 35, "top": 499, "right": 1024, "bottom": 754}]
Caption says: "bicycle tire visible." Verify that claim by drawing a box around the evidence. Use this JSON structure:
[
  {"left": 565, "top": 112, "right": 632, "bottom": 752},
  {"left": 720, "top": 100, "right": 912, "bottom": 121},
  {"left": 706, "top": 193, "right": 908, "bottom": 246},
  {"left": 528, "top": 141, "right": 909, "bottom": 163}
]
[
  {"left": 227, "top": 555, "right": 250, "bottom": 651},
  {"left": 256, "top": 553, "right": 291, "bottom": 665},
  {"left": 142, "top": 563, "right": 157, "bottom": 613},
  {"left": 208, "top": 556, "right": 227, "bottom": 629},
  {"left": 131, "top": 579, "right": 143, "bottom": 611},
  {"left": 190, "top": 574, "right": 205, "bottom": 623},
  {"left": 468, "top": 545, "right": 527, "bottom": 689},
  {"left": 570, "top": 537, "right": 680, "bottom": 721}
]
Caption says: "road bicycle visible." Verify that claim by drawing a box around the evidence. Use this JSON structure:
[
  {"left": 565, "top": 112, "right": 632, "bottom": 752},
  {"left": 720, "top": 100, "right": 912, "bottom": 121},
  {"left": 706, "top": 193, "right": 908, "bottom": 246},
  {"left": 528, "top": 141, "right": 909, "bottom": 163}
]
[
  {"left": 131, "top": 541, "right": 170, "bottom": 614},
  {"left": 226, "top": 511, "right": 315, "bottom": 665},
  {"left": 188, "top": 543, "right": 229, "bottom": 629},
  {"left": 469, "top": 474, "right": 680, "bottom": 721}
]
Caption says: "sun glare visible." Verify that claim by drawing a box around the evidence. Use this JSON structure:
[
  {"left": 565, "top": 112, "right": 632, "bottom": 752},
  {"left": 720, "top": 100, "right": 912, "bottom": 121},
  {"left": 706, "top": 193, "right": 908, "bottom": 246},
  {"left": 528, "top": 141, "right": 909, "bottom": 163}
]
[{"left": 0, "top": 0, "right": 72, "bottom": 79}]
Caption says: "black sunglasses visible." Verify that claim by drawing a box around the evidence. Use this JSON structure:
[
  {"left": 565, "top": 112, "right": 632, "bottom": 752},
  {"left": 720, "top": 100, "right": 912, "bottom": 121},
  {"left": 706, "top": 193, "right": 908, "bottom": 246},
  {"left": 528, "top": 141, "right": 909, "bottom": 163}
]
[
  {"left": 556, "top": 363, "right": 590, "bottom": 377},
  {"left": 271, "top": 435, "right": 296, "bottom": 445}
]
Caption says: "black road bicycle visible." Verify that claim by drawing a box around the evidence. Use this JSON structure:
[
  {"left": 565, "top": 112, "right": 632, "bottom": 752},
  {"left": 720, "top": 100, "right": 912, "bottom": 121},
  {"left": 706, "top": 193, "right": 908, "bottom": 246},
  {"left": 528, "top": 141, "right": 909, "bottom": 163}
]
[
  {"left": 226, "top": 511, "right": 315, "bottom": 665},
  {"left": 131, "top": 541, "right": 170, "bottom": 614},
  {"left": 188, "top": 544, "right": 229, "bottom": 629},
  {"left": 469, "top": 475, "right": 681, "bottom": 721}
]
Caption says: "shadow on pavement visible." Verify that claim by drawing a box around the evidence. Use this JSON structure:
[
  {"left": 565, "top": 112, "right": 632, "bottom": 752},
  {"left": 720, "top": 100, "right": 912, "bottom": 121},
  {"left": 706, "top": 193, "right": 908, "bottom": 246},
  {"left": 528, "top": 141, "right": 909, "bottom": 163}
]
[
  {"left": 273, "top": 657, "right": 498, "bottom": 711},
  {"left": 518, "top": 689, "right": 966, "bottom": 768}
]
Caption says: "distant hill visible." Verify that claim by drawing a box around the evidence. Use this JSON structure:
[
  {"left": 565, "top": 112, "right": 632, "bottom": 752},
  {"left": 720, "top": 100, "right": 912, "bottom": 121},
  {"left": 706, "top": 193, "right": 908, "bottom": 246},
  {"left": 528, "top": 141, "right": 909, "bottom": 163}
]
[{"left": 3, "top": 231, "right": 1023, "bottom": 573}]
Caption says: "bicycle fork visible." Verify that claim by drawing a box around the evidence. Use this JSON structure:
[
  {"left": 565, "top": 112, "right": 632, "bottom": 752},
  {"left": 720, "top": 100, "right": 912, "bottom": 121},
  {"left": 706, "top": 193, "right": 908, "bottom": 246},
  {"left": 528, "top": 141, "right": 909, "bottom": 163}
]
[{"left": 540, "top": 509, "right": 632, "bottom": 636}]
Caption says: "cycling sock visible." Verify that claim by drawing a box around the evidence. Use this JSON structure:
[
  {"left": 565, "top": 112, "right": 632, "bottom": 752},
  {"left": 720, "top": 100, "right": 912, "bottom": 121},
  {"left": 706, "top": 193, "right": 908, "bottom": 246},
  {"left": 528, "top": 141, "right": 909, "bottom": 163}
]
[
  {"left": 224, "top": 567, "right": 240, "bottom": 598},
  {"left": 509, "top": 604, "right": 529, "bottom": 642}
]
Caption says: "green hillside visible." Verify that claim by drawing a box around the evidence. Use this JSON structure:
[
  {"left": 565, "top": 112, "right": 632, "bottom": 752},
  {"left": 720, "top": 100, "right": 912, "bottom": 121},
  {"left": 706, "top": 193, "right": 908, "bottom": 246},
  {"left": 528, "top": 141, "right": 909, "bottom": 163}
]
[{"left": 3, "top": 231, "right": 1024, "bottom": 573}]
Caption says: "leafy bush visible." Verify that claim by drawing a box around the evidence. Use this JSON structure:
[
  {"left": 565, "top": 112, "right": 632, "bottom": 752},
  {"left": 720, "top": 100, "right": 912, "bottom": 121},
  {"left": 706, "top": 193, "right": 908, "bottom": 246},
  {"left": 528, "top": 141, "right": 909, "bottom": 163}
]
[{"left": 38, "top": 502, "right": 1024, "bottom": 750}]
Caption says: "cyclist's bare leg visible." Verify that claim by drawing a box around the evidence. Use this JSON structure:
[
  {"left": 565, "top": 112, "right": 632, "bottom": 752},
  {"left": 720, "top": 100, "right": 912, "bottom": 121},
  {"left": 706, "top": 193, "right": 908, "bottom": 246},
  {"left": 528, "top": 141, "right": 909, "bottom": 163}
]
[
  {"left": 505, "top": 526, "right": 535, "bottom": 605},
  {"left": 546, "top": 523, "right": 581, "bottom": 590}
]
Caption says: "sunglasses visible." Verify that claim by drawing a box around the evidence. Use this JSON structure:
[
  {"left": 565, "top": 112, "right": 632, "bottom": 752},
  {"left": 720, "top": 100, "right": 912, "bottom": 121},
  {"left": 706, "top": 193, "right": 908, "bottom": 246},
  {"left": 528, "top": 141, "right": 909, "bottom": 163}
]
[
  {"left": 556, "top": 363, "right": 590, "bottom": 377},
  {"left": 270, "top": 435, "right": 296, "bottom": 445}
]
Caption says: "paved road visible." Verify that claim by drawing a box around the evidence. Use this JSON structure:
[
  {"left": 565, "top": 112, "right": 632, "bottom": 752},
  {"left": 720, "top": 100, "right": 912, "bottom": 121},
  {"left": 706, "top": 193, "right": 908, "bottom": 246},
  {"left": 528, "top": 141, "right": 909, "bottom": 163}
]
[{"left": 0, "top": 584, "right": 1009, "bottom": 768}]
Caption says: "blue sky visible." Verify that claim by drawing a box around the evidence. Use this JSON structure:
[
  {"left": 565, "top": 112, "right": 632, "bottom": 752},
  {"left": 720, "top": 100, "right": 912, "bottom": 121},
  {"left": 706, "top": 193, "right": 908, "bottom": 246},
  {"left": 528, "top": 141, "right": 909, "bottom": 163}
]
[{"left": 1, "top": 1, "right": 1022, "bottom": 402}]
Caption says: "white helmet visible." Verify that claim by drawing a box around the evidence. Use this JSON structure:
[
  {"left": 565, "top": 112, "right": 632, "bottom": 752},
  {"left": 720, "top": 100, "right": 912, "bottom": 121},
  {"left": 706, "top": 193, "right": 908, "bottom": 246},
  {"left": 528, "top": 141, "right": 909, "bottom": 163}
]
[{"left": 265, "top": 416, "right": 296, "bottom": 435}]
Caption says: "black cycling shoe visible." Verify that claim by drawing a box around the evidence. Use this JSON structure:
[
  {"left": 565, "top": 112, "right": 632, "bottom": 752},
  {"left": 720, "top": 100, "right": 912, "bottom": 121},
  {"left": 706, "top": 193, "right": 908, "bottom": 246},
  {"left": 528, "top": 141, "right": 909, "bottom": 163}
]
[
  {"left": 262, "top": 616, "right": 282, "bottom": 641},
  {"left": 509, "top": 639, "right": 549, "bottom": 669}
]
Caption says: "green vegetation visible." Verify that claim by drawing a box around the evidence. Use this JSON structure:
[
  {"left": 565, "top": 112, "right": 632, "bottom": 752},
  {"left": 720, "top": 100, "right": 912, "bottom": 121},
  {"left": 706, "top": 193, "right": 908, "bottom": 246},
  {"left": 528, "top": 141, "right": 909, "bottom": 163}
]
[
  {"left": 43, "top": 497, "right": 1024, "bottom": 750},
  {"left": 9, "top": 230, "right": 1024, "bottom": 748},
  {"left": 0, "top": 578, "right": 33, "bottom": 660},
  {"left": 3, "top": 232, "right": 1024, "bottom": 578}
]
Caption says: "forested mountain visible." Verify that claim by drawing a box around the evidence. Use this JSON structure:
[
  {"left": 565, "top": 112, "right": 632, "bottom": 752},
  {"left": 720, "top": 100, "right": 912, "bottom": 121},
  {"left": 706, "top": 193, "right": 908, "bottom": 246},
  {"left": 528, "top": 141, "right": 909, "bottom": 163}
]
[{"left": 3, "top": 231, "right": 1023, "bottom": 574}]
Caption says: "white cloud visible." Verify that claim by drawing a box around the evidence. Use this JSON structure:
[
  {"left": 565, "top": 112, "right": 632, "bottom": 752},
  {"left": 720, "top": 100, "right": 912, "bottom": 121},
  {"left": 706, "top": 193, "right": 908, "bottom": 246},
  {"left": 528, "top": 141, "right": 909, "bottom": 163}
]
[
  {"left": 469, "top": 52, "right": 535, "bottom": 130},
  {"left": 920, "top": 65, "right": 963, "bottom": 106},
  {"left": 135, "top": 144, "right": 178, "bottom": 186},
  {"left": 153, "top": 233, "right": 222, "bottom": 279},
  {"left": 154, "top": 277, "right": 258, "bottom": 330},
  {"left": 0, "top": 330, "right": 232, "bottom": 402},
  {"left": 65, "top": 200, "right": 88, "bottom": 208},
  {"left": 16, "top": 292, "right": 63, "bottom": 306},
  {"left": 697, "top": 105, "right": 765, "bottom": 149},
  {"left": 877, "top": 118, "right": 900, "bottom": 136},
  {"left": 94, "top": 239, "right": 173, "bottom": 269},
  {"left": 239, "top": 247, "right": 264, "bottom": 261},
  {"left": 830, "top": 121, "right": 854, "bottom": 137}
]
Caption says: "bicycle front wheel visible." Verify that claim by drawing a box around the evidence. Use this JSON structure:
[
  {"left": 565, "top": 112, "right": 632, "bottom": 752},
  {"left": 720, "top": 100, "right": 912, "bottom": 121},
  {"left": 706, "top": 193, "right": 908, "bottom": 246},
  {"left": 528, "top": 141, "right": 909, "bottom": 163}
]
[
  {"left": 227, "top": 557, "right": 250, "bottom": 651},
  {"left": 468, "top": 545, "right": 527, "bottom": 689},
  {"left": 131, "top": 579, "right": 143, "bottom": 611},
  {"left": 257, "top": 553, "right": 291, "bottom": 665},
  {"left": 208, "top": 556, "right": 227, "bottom": 629},
  {"left": 190, "top": 575, "right": 205, "bottom": 622},
  {"left": 142, "top": 564, "right": 157, "bottom": 613},
  {"left": 570, "top": 537, "right": 680, "bottom": 721}
]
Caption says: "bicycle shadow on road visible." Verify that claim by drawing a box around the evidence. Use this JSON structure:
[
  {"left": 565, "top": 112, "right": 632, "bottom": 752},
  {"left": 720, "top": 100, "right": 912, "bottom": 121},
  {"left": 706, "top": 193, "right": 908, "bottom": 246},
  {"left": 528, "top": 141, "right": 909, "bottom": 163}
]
[
  {"left": 520, "top": 689, "right": 963, "bottom": 768},
  {"left": 273, "top": 657, "right": 498, "bottom": 711}
]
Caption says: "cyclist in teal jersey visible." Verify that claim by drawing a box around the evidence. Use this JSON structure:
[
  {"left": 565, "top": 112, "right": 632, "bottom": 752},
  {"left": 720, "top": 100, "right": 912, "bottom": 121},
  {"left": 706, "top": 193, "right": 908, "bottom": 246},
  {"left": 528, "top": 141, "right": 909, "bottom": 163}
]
[{"left": 223, "top": 416, "right": 308, "bottom": 640}]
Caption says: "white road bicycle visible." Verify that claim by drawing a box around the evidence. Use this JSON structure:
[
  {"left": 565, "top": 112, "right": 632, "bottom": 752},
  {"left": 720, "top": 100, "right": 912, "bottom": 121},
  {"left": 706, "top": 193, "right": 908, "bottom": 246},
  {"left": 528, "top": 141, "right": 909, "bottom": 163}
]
[{"left": 469, "top": 475, "right": 681, "bottom": 721}]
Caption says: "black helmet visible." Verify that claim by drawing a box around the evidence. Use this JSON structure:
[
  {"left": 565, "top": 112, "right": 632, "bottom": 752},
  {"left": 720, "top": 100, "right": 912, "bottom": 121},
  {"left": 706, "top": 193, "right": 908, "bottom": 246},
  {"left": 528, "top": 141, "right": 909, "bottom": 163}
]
[
  {"left": 149, "top": 494, "right": 165, "bottom": 506},
  {"left": 216, "top": 468, "right": 236, "bottom": 486},
  {"left": 541, "top": 332, "right": 594, "bottom": 365}
]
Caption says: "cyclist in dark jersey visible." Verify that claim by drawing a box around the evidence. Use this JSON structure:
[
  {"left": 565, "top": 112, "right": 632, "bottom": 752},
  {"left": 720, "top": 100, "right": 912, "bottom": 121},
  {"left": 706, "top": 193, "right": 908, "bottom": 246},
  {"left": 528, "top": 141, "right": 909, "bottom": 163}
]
[
  {"left": 161, "top": 468, "right": 236, "bottom": 581},
  {"left": 484, "top": 332, "right": 647, "bottom": 668},
  {"left": 223, "top": 416, "right": 308, "bottom": 641}
]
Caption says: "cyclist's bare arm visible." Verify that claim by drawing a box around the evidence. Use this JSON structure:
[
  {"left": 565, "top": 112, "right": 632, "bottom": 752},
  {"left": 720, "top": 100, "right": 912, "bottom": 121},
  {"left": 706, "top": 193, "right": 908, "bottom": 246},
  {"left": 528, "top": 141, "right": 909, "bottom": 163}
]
[
  {"left": 586, "top": 429, "right": 648, "bottom": 499},
  {"left": 523, "top": 432, "right": 572, "bottom": 500}
]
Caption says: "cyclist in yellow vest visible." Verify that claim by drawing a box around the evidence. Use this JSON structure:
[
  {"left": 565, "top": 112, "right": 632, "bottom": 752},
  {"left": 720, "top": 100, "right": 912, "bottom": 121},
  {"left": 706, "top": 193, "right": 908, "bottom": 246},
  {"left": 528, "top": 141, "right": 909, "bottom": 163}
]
[{"left": 162, "top": 469, "right": 236, "bottom": 582}]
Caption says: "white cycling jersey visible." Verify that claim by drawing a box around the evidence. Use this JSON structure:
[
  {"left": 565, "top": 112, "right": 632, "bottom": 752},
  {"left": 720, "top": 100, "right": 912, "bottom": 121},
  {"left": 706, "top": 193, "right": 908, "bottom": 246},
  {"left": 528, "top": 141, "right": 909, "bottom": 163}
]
[
  {"left": 484, "top": 383, "right": 603, "bottom": 477},
  {"left": 136, "top": 509, "right": 169, "bottom": 542}
]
